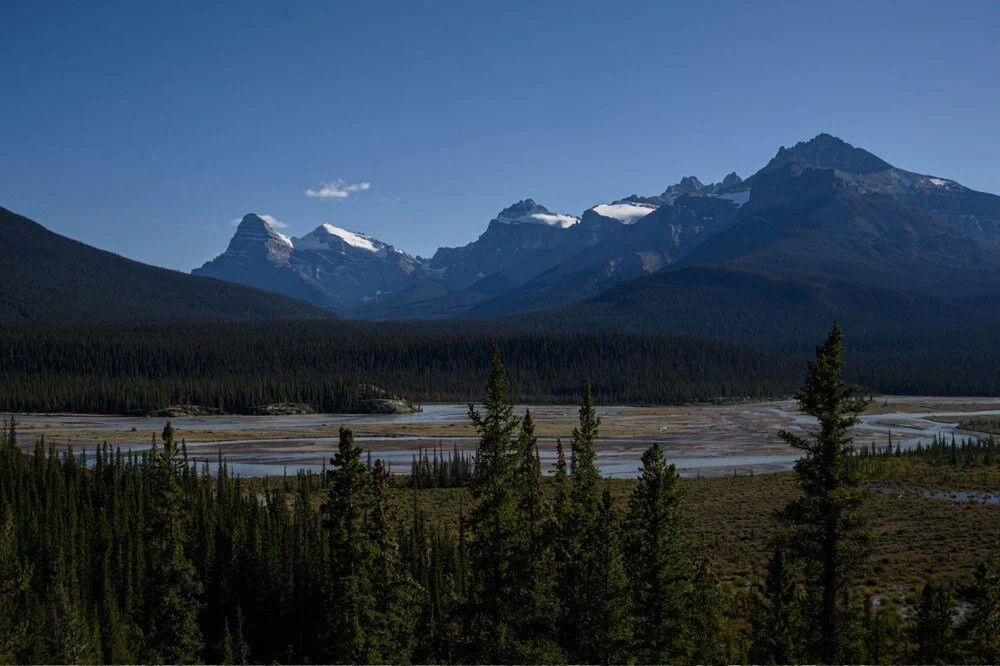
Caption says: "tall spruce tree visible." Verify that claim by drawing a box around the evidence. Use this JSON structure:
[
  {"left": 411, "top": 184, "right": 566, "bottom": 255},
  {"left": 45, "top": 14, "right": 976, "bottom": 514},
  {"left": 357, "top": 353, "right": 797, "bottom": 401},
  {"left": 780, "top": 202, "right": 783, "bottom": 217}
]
[
  {"left": 912, "top": 582, "right": 953, "bottom": 664},
  {"left": 570, "top": 381, "right": 601, "bottom": 522},
  {"left": 552, "top": 438, "right": 568, "bottom": 523},
  {"left": 321, "top": 426, "right": 379, "bottom": 663},
  {"left": 367, "top": 458, "right": 419, "bottom": 663},
  {"left": 561, "top": 381, "right": 630, "bottom": 662},
  {"left": 465, "top": 345, "right": 520, "bottom": 662},
  {"left": 959, "top": 559, "right": 1000, "bottom": 663},
  {"left": 750, "top": 546, "right": 804, "bottom": 664},
  {"left": 509, "top": 410, "right": 561, "bottom": 663},
  {"left": 623, "top": 442, "right": 689, "bottom": 662},
  {"left": 779, "top": 323, "right": 868, "bottom": 663},
  {"left": 580, "top": 486, "right": 633, "bottom": 664},
  {"left": 44, "top": 571, "right": 97, "bottom": 665},
  {"left": 687, "top": 548, "right": 729, "bottom": 664},
  {"left": 0, "top": 511, "right": 30, "bottom": 663},
  {"left": 144, "top": 422, "right": 203, "bottom": 664}
]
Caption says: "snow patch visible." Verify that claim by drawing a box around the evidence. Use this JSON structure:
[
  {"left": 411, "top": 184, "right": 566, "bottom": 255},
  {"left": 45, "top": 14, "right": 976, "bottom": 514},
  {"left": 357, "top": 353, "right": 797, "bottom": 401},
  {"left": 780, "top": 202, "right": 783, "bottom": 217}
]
[
  {"left": 929, "top": 178, "right": 949, "bottom": 187},
  {"left": 273, "top": 230, "right": 293, "bottom": 247},
  {"left": 527, "top": 213, "right": 579, "bottom": 228},
  {"left": 495, "top": 203, "right": 579, "bottom": 228},
  {"left": 296, "top": 224, "right": 380, "bottom": 252},
  {"left": 717, "top": 189, "right": 751, "bottom": 207},
  {"left": 321, "top": 224, "right": 377, "bottom": 251},
  {"left": 591, "top": 202, "right": 657, "bottom": 224}
]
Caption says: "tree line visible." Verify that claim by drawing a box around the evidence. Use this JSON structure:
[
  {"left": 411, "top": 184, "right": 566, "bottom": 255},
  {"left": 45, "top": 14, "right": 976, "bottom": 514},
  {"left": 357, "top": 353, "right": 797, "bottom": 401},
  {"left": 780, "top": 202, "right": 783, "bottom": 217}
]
[{"left": 0, "top": 322, "right": 798, "bottom": 415}]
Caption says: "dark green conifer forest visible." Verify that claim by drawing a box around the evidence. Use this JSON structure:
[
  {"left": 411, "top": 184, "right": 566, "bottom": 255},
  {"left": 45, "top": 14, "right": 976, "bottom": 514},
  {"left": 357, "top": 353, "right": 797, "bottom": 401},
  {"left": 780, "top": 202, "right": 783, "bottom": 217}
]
[
  {"left": 5, "top": 318, "right": 1000, "bottom": 416},
  {"left": 0, "top": 323, "right": 798, "bottom": 414},
  {"left": 0, "top": 329, "right": 998, "bottom": 664}
]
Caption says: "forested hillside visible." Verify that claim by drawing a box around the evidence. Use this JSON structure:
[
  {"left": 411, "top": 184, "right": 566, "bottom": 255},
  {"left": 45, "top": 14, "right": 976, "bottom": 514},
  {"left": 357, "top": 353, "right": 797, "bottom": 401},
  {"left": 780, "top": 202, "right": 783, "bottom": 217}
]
[
  {"left": 528, "top": 267, "right": 1000, "bottom": 396},
  {"left": 0, "top": 207, "right": 333, "bottom": 324}
]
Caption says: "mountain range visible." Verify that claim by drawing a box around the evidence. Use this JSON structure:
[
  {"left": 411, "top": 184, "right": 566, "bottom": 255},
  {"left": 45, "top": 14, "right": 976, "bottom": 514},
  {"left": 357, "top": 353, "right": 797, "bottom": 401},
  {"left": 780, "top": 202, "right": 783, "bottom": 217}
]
[
  {"left": 5, "top": 132, "right": 1000, "bottom": 352},
  {"left": 193, "top": 133, "right": 1000, "bottom": 329}
]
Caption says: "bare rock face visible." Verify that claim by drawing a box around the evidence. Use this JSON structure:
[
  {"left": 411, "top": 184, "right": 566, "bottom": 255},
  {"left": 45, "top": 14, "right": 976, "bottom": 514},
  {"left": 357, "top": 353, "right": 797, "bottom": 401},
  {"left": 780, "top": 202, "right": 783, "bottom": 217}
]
[
  {"left": 150, "top": 404, "right": 222, "bottom": 417},
  {"left": 222, "top": 214, "right": 294, "bottom": 264},
  {"left": 250, "top": 403, "right": 316, "bottom": 416},
  {"left": 355, "top": 385, "right": 420, "bottom": 414}
]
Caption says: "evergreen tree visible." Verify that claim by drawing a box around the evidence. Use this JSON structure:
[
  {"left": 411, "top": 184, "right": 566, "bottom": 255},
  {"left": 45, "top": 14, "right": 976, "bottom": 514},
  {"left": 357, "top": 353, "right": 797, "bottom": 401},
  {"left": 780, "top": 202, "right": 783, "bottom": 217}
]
[
  {"left": 959, "top": 559, "right": 1000, "bottom": 663},
  {"left": 912, "top": 582, "right": 953, "bottom": 664},
  {"left": 232, "top": 605, "right": 250, "bottom": 666},
  {"left": 750, "top": 546, "right": 804, "bottom": 664},
  {"left": 837, "top": 589, "right": 869, "bottom": 663},
  {"left": 219, "top": 617, "right": 235, "bottom": 666},
  {"left": 509, "top": 410, "right": 561, "bottom": 662},
  {"left": 45, "top": 574, "right": 97, "bottom": 665},
  {"left": 561, "top": 383, "right": 631, "bottom": 662},
  {"left": 863, "top": 595, "right": 904, "bottom": 665},
  {"left": 569, "top": 381, "right": 602, "bottom": 523},
  {"left": 779, "top": 323, "right": 869, "bottom": 663},
  {"left": 687, "top": 547, "right": 729, "bottom": 664},
  {"left": 96, "top": 549, "right": 133, "bottom": 664},
  {"left": 0, "top": 511, "right": 30, "bottom": 663},
  {"left": 552, "top": 437, "right": 568, "bottom": 523},
  {"left": 465, "top": 345, "right": 520, "bottom": 662},
  {"left": 623, "top": 442, "right": 689, "bottom": 662},
  {"left": 550, "top": 437, "right": 570, "bottom": 593},
  {"left": 578, "top": 487, "right": 633, "bottom": 664},
  {"left": 367, "top": 458, "right": 419, "bottom": 663},
  {"left": 321, "top": 426, "right": 378, "bottom": 663},
  {"left": 144, "top": 422, "right": 203, "bottom": 664}
]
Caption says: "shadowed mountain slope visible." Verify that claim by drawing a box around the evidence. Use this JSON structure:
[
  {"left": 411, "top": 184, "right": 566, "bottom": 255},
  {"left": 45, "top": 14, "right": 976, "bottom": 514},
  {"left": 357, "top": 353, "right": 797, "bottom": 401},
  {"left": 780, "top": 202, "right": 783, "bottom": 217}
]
[{"left": 0, "top": 207, "right": 334, "bottom": 324}]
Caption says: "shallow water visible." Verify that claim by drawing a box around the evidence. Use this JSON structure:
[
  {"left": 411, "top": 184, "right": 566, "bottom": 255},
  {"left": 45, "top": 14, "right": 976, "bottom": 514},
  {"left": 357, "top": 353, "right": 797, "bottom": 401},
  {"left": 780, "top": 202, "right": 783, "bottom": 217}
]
[{"left": 16, "top": 402, "right": 1000, "bottom": 478}]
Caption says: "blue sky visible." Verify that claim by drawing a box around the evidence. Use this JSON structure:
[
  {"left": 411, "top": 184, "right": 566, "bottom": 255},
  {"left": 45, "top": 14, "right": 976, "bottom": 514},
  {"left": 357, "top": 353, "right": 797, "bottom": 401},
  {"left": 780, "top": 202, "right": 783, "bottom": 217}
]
[{"left": 2, "top": 0, "right": 998, "bottom": 270}]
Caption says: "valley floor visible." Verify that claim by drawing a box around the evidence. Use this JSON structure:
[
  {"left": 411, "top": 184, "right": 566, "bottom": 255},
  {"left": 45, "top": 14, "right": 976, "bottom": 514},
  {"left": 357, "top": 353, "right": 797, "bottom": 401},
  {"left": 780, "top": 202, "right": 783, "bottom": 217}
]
[
  {"left": 12, "top": 395, "right": 1000, "bottom": 478},
  {"left": 389, "top": 459, "right": 1000, "bottom": 611}
]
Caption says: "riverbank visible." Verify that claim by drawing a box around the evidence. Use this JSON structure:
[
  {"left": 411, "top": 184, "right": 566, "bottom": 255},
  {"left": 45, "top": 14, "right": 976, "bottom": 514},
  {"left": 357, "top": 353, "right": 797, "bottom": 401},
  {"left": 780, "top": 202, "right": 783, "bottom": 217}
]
[{"left": 8, "top": 395, "right": 1000, "bottom": 478}]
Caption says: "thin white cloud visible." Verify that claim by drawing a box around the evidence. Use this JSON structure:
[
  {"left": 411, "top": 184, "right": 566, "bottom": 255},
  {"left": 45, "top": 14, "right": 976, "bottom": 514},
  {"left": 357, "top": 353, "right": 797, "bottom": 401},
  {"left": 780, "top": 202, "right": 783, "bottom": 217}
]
[
  {"left": 306, "top": 179, "right": 372, "bottom": 199},
  {"left": 259, "top": 214, "right": 290, "bottom": 229},
  {"left": 228, "top": 214, "right": 290, "bottom": 229}
]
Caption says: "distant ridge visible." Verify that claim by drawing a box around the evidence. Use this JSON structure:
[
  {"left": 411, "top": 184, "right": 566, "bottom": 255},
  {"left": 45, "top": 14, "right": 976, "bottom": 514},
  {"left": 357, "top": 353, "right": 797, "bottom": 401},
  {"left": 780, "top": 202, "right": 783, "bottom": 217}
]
[{"left": 0, "top": 207, "right": 334, "bottom": 325}]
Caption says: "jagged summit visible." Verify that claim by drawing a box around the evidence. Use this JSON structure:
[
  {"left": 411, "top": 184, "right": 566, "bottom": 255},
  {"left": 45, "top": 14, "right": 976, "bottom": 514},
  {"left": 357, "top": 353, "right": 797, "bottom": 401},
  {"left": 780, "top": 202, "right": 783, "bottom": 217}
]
[
  {"left": 616, "top": 172, "right": 747, "bottom": 209},
  {"left": 225, "top": 213, "right": 294, "bottom": 263},
  {"left": 759, "top": 133, "right": 893, "bottom": 175},
  {"left": 497, "top": 199, "right": 545, "bottom": 218},
  {"left": 493, "top": 199, "right": 578, "bottom": 228},
  {"left": 721, "top": 172, "right": 743, "bottom": 188},
  {"left": 235, "top": 213, "right": 292, "bottom": 245}
]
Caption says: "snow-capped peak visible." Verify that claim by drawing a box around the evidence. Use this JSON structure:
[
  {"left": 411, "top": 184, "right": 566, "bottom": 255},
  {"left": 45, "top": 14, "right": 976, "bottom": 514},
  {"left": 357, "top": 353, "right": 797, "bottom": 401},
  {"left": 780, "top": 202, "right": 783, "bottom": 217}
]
[
  {"left": 297, "top": 224, "right": 384, "bottom": 253},
  {"left": 320, "top": 224, "right": 379, "bottom": 252},
  {"left": 494, "top": 199, "right": 579, "bottom": 228},
  {"left": 590, "top": 202, "right": 658, "bottom": 224}
]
